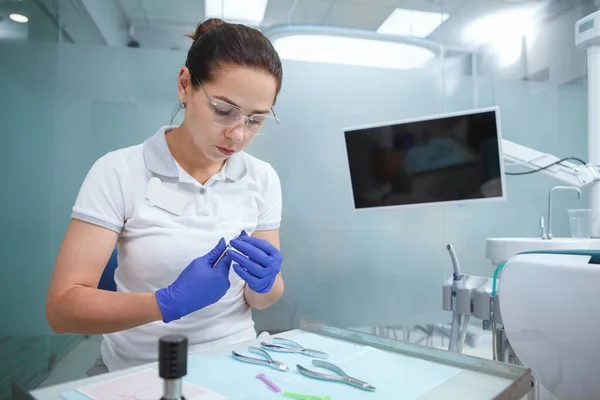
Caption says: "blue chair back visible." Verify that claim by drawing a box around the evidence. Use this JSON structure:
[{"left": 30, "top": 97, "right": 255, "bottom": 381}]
[{"left": 98, "top": 247, "right": 118, "bottom": 291}]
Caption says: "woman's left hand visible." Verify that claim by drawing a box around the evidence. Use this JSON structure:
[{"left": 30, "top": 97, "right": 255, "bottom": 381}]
[{"left": 229, "top": 231, "right": 282, "bottom": 294}]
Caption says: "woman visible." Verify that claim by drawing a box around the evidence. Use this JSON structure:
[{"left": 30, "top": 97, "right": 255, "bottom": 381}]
[{"left": 45, "top": 18, "right": 285, "bottom": 373}]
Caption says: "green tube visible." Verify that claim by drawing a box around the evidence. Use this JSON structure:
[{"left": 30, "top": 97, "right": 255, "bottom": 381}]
[
  {"left": 282, "top": 393, "right": 331, "bottom": 400},
  {"left": 491, "top": 261, "right": 506, "bottom": 296}
]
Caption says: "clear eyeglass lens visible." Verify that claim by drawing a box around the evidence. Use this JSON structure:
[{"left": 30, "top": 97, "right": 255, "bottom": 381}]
[
  {"left": 247, "top": 115, "right": 276, "bottom": 135},
  {"left": 211, "top": 100, "right": 276, "bottom": 135},
  {"left": 211, "top": 101, "right": 242, "bottom": 126}
]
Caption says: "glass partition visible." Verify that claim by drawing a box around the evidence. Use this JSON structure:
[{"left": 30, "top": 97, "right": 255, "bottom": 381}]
[{"left": 0, "top": 0, "right": 68, "bottom": 396}]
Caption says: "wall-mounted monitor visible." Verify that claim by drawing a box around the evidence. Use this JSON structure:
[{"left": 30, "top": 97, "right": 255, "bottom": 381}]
[{"left": 342, "top": 106, "right": 506, "bottom": 210}]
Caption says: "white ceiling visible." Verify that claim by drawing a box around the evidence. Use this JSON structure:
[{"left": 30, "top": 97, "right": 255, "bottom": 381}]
[
  {"left": 111, "top": 0, "right": 554, "bottom": 50},
  {"left": 0, "top": 0, "right": 581, "bottom": 50},
  {"left": 0, "top": 0, "right": 596, "bottom": 85}
]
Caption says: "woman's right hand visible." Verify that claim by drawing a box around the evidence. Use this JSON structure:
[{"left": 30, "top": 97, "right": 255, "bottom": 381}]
[{"left": 155, "top": 238, "right": 232, "bottom": 323}]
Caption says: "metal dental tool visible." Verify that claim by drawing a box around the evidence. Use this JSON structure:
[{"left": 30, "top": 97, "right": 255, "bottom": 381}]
[
  {"left": 231, "top": 347, "right": 289, "bottom": 371},
  {"left": 296, "top": 360, "right": 376, "bottom": 392},
  {"left": 212, "top": 233, "right": 241, "bottom": 268},
  {"left": 260, "top": 338, "right": 329, "bottom": 359}
]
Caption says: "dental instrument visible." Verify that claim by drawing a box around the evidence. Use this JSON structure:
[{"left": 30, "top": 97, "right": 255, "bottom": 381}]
[
  {"left": 212, "top": 233, "right": 241, "bottom": 268},
  {"left": 296, "top": 360, "right": 376, "bottom": 392},
  {"left": 446, "top": 244, "right": 463, "bottom": 353},
  {"left": 260, "top": 338, "right": 329, "bottom": 359},
  {"left": 231, "top": 347, "right": 289, "bottom": 371},
  {"left": 255, "top": 373, "right": 281, "bottom": 393}
]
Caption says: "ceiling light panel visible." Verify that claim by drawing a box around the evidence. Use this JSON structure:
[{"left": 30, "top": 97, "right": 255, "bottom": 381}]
[{"left": 377, "top": 8, "right": 449, "bottom": 37}]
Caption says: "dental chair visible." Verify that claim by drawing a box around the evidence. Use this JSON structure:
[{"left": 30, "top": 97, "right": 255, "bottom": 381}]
[
  {"left": 446, "top": 248, "right": 600, "bottom": 400},
  {"left": 497, "top": 249, "right": 600, "bottom": 400}
]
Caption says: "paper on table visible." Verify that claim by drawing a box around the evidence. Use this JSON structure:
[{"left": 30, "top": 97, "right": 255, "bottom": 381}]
[
  {"left": 285, "top": 344, "right": 464, "bottom": 399},
  {"left": 75, "top": 369, "right": 226, "bottom": 400},
  {"left": 183, "top": 332, "right": 464, "bottom": 399}
]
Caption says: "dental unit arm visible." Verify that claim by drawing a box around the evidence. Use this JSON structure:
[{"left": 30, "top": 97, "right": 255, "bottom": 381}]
[{"left": 501, "top": 139, "right": 600, "bottom": 188}]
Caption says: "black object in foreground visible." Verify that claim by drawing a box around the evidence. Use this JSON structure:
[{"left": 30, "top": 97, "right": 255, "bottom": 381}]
[{"left": 159, "top": 335, "right": 188, "bottom": 400}]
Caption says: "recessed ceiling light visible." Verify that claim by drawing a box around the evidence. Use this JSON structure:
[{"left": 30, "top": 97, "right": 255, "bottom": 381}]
[
  {"left": 377, "top": 8, "right": 449, "bottom": 38},
  {"left": 205, "top": 0, "right": 268, "bottom": 25},
  {"left": 9, "top": 13, "right": 29, "bottom": 23}
]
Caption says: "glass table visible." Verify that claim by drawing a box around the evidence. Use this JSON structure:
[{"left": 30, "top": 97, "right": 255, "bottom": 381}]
[{"left": 29, "top": 320, "right": 533, "bottom": 400}]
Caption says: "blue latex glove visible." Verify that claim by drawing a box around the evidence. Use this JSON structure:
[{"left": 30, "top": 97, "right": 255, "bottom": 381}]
[
  {"left": 229, "top": 231, "right": 282, "bottom": 294},
  {"left": 155, "top": 238, "right": 232, "bottom": 323}
]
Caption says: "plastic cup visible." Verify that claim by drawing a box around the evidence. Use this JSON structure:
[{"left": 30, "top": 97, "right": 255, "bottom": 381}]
[{"left": 568, "top": 209, "right": 593, "bottom": 238}]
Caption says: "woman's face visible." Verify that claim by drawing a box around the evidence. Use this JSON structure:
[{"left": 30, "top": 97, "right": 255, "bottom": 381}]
[{"left": 178, "top": 66, "right": 278, "bottom": 162}]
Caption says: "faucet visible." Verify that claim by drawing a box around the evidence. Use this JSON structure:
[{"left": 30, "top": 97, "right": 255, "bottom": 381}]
[{"left": 546, "top": 186, "right": 581, "bottom": 239}]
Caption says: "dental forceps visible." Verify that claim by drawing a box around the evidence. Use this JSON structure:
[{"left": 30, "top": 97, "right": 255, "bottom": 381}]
[
  {"left": 260, "top": 338, "right": 329, "bottom": 359},
  {"left": 296, "top": 360, "right": 376, "bottom": 392},
  {"left": 231, "top": 347, "right": 289, "bottom": 371}
]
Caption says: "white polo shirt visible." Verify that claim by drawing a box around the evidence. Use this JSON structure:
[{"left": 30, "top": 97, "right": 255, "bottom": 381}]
[{"left": 71, "top": 126, "right": 282, "bottom": 371}]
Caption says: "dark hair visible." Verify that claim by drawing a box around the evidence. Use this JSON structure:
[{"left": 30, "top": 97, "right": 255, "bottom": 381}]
[{"left": 185, "top": 18, "right": 283, "bottom": 100}]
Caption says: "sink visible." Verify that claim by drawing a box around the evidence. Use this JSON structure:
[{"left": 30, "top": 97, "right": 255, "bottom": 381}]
[{"left": 486, "top": 237, "right": 600, "bottom": 266}]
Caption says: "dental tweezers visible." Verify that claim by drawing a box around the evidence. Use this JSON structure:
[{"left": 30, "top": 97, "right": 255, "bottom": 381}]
[
  {"left": 297, "top": 360, "right": 376, "bottom": 392},
  {"left": 260, "top": 338, "right": 329, "bottom": 359},
  {"left": 231, "top": 347, "right": 289, "bottom": 371}
]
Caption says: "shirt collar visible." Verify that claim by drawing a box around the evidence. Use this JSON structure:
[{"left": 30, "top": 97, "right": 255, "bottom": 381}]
[{"left": 142, "top": 126, "right": 247, "bottom": 182}]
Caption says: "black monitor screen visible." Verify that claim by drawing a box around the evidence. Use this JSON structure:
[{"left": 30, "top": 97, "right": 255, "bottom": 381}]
[{"left": 343, "top": 108, "right": 505, "bottom": 209}]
